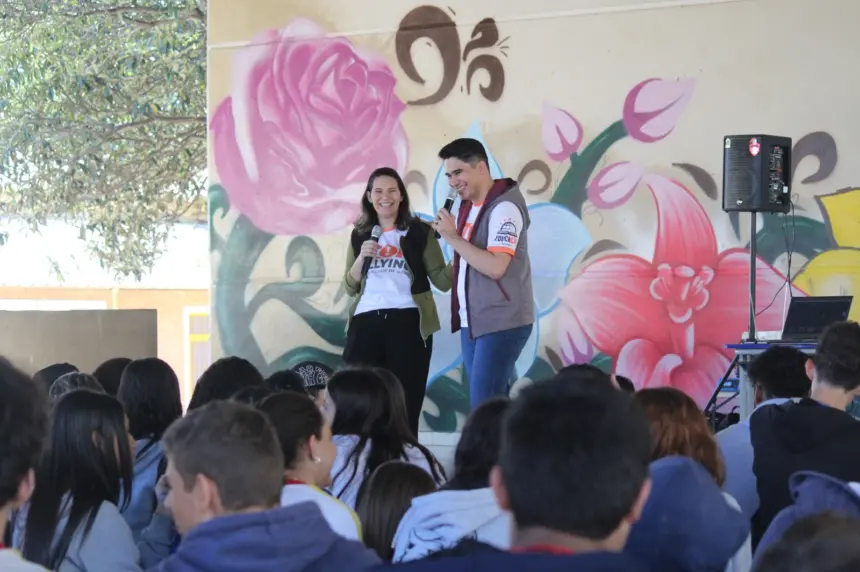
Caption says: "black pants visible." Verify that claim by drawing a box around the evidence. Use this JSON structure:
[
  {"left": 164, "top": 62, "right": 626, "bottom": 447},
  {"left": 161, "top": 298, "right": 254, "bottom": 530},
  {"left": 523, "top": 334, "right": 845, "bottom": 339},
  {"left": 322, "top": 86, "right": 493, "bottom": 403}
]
[{"left": 343, "top": 308, "right": 432, "bottom": 436}]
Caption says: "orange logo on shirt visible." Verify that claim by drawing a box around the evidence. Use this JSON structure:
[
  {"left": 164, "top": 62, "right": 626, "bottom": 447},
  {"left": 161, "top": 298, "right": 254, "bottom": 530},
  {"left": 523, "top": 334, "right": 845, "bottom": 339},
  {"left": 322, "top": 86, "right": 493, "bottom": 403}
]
[{"left": 377, "top": 244, "right": 403, "bottom": 258}]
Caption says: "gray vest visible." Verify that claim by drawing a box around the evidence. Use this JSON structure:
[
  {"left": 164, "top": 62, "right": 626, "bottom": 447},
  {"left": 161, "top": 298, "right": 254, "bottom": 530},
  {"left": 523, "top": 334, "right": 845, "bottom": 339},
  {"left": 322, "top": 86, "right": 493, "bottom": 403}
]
[{"left": 465, "top": 185, "right": 535, "bottom": 338}]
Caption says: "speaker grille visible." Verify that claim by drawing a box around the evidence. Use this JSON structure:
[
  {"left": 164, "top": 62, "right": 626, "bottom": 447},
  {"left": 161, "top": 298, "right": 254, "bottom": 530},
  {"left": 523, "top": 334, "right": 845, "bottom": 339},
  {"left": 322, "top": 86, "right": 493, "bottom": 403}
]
[{"left": 724, "top": 142, "right": 756, "bottom": 207}]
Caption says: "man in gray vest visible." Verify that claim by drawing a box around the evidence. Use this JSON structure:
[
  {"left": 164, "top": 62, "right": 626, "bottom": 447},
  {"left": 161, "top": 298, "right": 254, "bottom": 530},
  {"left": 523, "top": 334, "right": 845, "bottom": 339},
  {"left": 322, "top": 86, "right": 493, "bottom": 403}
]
[{"left": 432, "top": 138, "right": 534, "bottom": 409}]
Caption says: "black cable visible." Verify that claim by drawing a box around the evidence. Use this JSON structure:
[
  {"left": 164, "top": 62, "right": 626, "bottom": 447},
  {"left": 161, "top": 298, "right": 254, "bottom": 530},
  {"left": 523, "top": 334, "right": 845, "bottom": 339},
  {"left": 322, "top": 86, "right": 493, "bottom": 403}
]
[{"left": 755, "top": 200, "right": 795, "bottom": 317}]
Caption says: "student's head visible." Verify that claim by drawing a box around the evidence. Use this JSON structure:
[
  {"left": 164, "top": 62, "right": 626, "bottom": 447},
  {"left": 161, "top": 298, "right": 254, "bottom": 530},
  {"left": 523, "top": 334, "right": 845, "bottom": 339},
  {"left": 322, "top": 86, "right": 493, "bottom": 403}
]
[
  {"left": 23, "top": 390, "right": 134, "bottom": 568},
  {"left": 438, "top": 138, "right": 493, "bottom": 202},
  {"left": 48, "top": 372, "right": 104, "bottom": 401},
  {"left": 447, "top": 397, "right": 511, "bottom": 491},
  {"left": 634, "top": 387, "right": 725, "bottom": 486},
  {"left": 231, "top": 385, "right": 275, "bottom": 407},
  {"left": 187, "top": 356, "right": 264, "bottom": 411},
  {"left": 33, "top": 362, "right": 78, "bottom": 391},
  {"left": 92, "top": 357, "right": 132, "bottom": 396},
  {"left": 328, "top": 367, "right": 445, "bottom": 487},
  {"left": 356, "top": 461, "right": 437, "bottom": 561},
  {"left": 265, "top": 369, "right": 306, "bottom": 394},
  {"left": 372, "top": 367, "right": 415, "bottom": 437},
  {"left": 293, "top": 361, "right": 331, "bottom": 406},
  {"left": 358, "top": 167, "right": 412, "bottom": 232},
  {"left": 162, "top": 400, "right": 283, "bottom": 535},
  {"left": 117, "top": 357, "right": 183, "bottom": 442},
  {"left": 754, "top": 512, "right": 860, "bottom": 572},
  {"left": 0, "top": 359, "right": 47, "bottom": 516},
  {"left": 257, "top": 392, "right": 337, "bottom": 488},
  {"left": 747, "top": 345, "right": 811, "bottom": 403},
  {"left": 266, "top": 367, "right": 329, "bottom": 409},
  {"left": 491, "top": 375, "right": 652, "bottom": 551},
  {"left": 808, "top": 321, "right": 860, "bottom": 393}
]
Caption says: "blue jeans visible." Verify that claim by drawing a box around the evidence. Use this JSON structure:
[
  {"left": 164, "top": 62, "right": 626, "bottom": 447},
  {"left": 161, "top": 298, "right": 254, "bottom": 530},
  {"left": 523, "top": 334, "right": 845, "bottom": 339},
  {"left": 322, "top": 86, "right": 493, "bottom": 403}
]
[{"left": 461, "top": 324, "right": 533, "bottom": 410}]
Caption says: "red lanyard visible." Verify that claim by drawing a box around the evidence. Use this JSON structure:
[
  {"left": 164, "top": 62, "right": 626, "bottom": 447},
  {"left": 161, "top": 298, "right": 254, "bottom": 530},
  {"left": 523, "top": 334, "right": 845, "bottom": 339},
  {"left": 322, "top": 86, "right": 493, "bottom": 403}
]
[
  {"left": 512, "top": 545, "right": 575, "bottom": 555},
  {"left": 284, "top": 479, "right": 305, "bottom": 486}
]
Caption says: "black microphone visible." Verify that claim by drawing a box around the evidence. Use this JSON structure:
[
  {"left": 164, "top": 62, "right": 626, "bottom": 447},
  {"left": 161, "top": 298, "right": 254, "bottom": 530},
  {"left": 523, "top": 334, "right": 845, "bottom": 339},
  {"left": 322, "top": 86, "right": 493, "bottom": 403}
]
[
  {"left": 361, "top": 225, "right": 383, "bottom": 277},
  {"left": 434, "top": 188, "right": 458, "bottom": 239}
]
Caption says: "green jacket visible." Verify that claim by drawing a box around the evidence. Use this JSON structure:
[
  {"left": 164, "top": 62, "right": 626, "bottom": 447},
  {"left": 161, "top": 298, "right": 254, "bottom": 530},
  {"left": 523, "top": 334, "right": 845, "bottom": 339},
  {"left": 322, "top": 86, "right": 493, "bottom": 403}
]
[{"left": 344, "top": 219, "right": 452, "bottom": 340}]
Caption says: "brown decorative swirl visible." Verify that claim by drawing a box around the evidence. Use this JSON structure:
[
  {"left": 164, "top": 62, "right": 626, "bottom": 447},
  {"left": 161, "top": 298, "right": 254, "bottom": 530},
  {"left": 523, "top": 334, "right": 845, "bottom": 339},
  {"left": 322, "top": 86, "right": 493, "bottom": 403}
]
[
  {"left": 395, "top": 6, "right": 461, "bottom": 106},
  {"left": 465, "top": 55, "right": 505, "bottom": 102},
  {"left": 463, "top": 18, "right": 499, "bottom": 61},
  {"left": 516, "top": 159, "right": 552, "bottom": 195},
  {"left": 791, "top": 131, "right": 837, "bottom": 184},
  {"left": 403, "top": 169, "right": 429, "bottom": 197}
]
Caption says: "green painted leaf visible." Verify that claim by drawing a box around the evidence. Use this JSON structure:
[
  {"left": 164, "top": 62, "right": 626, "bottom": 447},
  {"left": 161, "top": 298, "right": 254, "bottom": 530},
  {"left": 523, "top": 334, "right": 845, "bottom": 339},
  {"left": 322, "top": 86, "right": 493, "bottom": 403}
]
[
  {"left": 589, "top": 353, "right": 613, "bottom": 373},
  {"left": 423, "top": 375, "right": 470, "bottom": 432},
  {"left": 525, "top": 356, "right": 555, "bottom": 381},
  {"left": 752, "top": 214, "right": 833, "bottom": 265}
]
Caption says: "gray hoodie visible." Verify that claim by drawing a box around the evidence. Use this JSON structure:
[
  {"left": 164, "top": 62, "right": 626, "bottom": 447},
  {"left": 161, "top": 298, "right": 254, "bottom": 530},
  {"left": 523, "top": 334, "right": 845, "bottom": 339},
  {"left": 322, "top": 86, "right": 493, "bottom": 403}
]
[{"left": 13, "top": 500, "right": 141, "bottom": 571}]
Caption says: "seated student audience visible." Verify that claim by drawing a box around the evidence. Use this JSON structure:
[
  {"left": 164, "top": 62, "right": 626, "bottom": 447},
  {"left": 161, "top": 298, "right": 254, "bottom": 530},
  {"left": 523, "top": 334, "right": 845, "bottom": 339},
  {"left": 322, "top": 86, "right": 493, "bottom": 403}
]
[
  {"left": 92, "top": 357, "right": 132, "bottom": 396},
  {"left": 117, "top": 358, "right": 183, "bottom": 543},
  {"left": 716, "top": 346, "right": 810, "bottom": 518},
  {"left": 753, "top": 512, "right": 860, "bottom": 572},
  {"left": 230, "top": 385, "right": 275, "bottom": 407},
  {"left": 255, "top": 392, "right": 361, "bottom": 541},
  {"left": 32, "top": 362, "right": 78, "bottom": 392},
  {"left": 393, "top": 397, "right": 512, "bottom": 561},
  {"left": 755, "top": 471, "right": 860, "bottom": 560},
  {"left": 327, "top": 368, "right": 445, "bottom": 508},
  {"left": 749, "top": 321, "right": 860, "bottom": 546},
  {"left": 357, "top": 461, "right": 437, "bottom": 561},
  {"left": 624, "top": 456, "right": 750, "bottom": 572},
  {"left": 48, "top": 372, "right": 104, "bottom": 401},
  {"left": 0, "top": 359, "right": 50, "bottom": 572},
  {"left": 14, "top": 390, "right": 141, "bottom": 571},
  {"left": 186, "top": 356, "right": 264, "bottom": 410},
  {"left": 380, "top": 373, "right": 653, "bottom": 571},
  {"left": 634, "top": 387, "right": 751, "bottom": 571},
  {"left": 151, "top": 400, "right": 380, "bottom": 572}
]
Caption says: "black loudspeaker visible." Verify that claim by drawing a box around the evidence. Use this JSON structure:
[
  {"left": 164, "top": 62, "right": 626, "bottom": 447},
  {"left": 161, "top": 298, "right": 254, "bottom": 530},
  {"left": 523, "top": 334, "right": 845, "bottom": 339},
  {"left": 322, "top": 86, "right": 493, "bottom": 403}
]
[{"left": 722, "top": 134, "right": 792, "bottom": 213}]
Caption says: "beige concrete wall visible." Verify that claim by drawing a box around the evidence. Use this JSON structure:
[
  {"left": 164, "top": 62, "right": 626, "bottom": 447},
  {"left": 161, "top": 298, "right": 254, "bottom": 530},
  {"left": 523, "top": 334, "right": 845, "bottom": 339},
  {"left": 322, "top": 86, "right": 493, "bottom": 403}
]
[
  {"left": 208, "top": 0, "right": 860, "bottom": 430},
  {"left": 1, "top": 309, "right": 157, "bottom": 374}
]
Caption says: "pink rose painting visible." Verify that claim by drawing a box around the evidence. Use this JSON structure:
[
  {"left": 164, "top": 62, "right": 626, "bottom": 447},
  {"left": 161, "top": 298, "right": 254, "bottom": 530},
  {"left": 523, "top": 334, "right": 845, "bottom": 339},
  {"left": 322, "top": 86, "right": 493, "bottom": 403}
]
[
  {"left": 558, "top": 174, "right": 800, "bottom": 405},
  {"left": 211, "top": 18, "right": 408, "bottom": 236}
]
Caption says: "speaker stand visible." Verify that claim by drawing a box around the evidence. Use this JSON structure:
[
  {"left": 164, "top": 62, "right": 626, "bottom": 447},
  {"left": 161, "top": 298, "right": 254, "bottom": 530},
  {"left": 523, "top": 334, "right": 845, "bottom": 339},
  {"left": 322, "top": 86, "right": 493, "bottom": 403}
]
[{"left": 744, "top": 212, "right": 758, "bottom": 343}]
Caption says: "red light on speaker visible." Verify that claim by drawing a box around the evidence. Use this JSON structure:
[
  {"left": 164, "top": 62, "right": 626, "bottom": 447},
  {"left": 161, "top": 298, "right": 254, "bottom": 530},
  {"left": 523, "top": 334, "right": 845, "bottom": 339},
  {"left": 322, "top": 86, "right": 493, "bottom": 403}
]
[{"left": 749, "top": 138, "right": 760, "bottom": 156}]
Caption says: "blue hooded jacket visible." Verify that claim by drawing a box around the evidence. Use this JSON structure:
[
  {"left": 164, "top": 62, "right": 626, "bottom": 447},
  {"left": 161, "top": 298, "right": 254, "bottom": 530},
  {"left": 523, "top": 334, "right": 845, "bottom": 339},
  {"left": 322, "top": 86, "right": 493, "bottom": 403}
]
[
  {"left": 150, "top": 502, "right": 380, "bottom": 572},
  {"left": 754, "top": 471, "right": 860, "bottom": 562},
  {"left": 625, "top": 456, "right": 750, "bottom": 572},
  {"left": 123, "top": 438, "right": 165, "bottom": 541}
]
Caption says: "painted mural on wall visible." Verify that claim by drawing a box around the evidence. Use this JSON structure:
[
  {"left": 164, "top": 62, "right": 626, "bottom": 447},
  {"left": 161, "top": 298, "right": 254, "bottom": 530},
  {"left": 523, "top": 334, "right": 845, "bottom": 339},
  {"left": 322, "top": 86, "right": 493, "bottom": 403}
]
[{"left": 208, "top": 4, "right": 860, "bottom": 431}]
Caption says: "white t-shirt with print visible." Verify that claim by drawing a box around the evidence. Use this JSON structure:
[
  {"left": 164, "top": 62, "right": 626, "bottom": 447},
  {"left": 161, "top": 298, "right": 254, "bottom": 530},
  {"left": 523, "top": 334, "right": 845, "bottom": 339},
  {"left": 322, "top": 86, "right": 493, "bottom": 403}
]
[
  {"left": 457, "top": 201, "right": 524, "bottom": 327},
  {"left": 354, "top": 227, "right": 418, "bottom": 316},
  {"left": 281, "top": 483, "right": 362, "bottom": 541}
]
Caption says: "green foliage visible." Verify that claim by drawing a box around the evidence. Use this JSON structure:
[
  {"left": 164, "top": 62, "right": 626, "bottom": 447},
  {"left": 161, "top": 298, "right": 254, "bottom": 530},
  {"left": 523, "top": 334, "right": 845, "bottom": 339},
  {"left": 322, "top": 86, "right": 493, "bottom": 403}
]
[{"left": 0, "top": 0, "right": 207, "bottom": 278}]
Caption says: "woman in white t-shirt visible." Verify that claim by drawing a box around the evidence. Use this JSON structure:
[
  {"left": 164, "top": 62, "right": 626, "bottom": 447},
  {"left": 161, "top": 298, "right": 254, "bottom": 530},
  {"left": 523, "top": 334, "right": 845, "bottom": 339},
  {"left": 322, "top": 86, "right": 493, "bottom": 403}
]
[
  {"left": 327, "top": 368, "right": 447, "bottom": 509},
  {"left": 257, "top": 391, "right": 362, "bottom": 541},
  {"left": 343, "top": 167, "right": 452, "bottom": 435}
]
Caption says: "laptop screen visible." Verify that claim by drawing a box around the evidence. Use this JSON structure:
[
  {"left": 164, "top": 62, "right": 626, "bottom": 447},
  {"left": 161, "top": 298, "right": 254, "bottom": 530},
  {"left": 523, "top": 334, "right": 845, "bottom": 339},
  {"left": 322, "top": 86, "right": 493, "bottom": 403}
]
[{"left": 782, "top": 296, "right": 853, "bottom": 340}]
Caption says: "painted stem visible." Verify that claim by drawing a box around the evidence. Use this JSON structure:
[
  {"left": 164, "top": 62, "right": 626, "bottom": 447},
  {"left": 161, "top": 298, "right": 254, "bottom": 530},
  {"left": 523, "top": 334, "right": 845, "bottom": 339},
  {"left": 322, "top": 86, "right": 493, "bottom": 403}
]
[
  {"left": 550, "top": 120, "right": 629, "bottom": 213},
  {"left": 214, "top": 214, "right": 274, "bottom": 370}
]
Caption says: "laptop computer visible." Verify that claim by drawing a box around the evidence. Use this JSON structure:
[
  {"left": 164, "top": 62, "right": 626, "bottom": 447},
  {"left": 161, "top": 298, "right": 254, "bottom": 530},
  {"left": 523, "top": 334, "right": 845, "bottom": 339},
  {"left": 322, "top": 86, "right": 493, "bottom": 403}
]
[{"left": 778, "top": 295, "right": 853, "bottom": 342}]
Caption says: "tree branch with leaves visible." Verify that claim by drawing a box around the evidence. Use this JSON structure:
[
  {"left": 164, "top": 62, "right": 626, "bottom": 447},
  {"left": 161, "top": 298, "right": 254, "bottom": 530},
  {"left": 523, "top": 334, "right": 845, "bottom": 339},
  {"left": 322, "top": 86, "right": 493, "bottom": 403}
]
[{"left": 0, "top": 0, "right": 207, "bottom": 279}]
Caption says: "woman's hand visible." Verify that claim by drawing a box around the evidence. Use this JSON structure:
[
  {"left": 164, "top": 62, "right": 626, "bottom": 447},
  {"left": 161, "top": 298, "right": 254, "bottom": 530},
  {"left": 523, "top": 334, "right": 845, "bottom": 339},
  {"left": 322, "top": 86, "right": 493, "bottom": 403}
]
[
  {"left": 349, "top": 239, "right": 379, "bottom": 283},
  {"left": 358, "top": 239, "right": 378, "bottom": 262}
]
